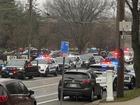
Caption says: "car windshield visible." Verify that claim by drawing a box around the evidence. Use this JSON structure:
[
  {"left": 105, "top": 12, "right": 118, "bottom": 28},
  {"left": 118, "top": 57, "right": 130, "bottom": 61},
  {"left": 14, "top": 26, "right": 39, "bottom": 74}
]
[
  {"left": 94, "top": 56, "right": 104, "bottom": 62},
  {"left": 7, "top": 59, "right": 26, "bottom": 66},
  {"left": 55, "top": 57, "right": 71, "bottom": 64},
  {"left": 64, "top": 72, "right": 89, "bottom": 79},
  {"left": 80, "top": 53, "right": 93, "bottom": 61},
  {"left": 90, "top": 66, "right": 110, "bottom": 71},
  {"left": 32, "top": 59, "right": 47, "bottom": 64},
  {"left": 95, "top": 72, "right": 103, "bottom": 77}
]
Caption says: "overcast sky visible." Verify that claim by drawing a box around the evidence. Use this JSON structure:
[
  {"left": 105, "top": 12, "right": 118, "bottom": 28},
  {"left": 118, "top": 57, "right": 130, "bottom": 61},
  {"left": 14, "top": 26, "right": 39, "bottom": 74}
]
[{"left": 15, "top": 0, "right": 53, "bottom": 10}]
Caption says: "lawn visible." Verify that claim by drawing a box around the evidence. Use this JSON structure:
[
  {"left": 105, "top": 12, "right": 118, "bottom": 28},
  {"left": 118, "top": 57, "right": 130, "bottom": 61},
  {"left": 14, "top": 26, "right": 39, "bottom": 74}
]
[{"left": 116, "top": 88, "right": 140, "bottom": 101}]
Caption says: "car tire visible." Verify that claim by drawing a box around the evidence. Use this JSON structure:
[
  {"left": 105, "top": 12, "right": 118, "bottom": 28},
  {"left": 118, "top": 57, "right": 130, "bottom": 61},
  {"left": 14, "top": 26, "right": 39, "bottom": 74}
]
[
  {"left": 1, "top": 74, "right": 8, "bottom": 78},
  {"left": 97, "top": 88, "right": 103, "bottom": 99},
  {"left": 128, "top": 77, "right": 135, "bottom": 90},
  {"left": 88, "top": 90, "right": 94, "bottom": 102},
  {"left": 69, "top": 96, "right": 75, "bottom": 100},
  {"left": 28, "top": 76, "right": 33, "bottom": 79},
  {"left": 34, "top": 101, "right": 37, "bottom": 105},
  {"left": 54, "top": 70, "right": 58, "bottom": 76},
  {"left": 45, "top": 68, "right": 49, "bottom": 77},
  {"left": 113, "top": 78, "right": 117, "bottom": 91}
]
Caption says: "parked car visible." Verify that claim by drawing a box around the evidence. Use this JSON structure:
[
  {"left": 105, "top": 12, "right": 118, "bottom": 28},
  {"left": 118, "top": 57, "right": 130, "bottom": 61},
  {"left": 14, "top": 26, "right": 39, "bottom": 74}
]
[
  {"left": 55, "top": 57, "right": 72, "bottom": 74},
  {"left": 89, "top": 64, "right": 116, "bottom": 90},
  {"left": 0, "top": 60, "right": 6, "bottom": 75},
  {"left": 1, "top": 59, "right": 39, "bottom": 79},
  {"left": 0, "top": 78, "right": 36, "bottom": 105},
  {"left": 80, "top": 53, "right": 93, "bottom": 68},
  {"left": 31, "top": 58, "right": 59, "bottom": 77},
  {"left": 124, "top": 64, "right": 135, "bottom": 89},
  {"left": 58, "top": 69, "right": 103, "bottom": 101}
]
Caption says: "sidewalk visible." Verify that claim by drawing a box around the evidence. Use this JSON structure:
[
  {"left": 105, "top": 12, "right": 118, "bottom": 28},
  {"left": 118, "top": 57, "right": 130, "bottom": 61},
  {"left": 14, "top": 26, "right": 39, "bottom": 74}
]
[{"left": 90, "top": 96, "right": 140, "bottom": 105}]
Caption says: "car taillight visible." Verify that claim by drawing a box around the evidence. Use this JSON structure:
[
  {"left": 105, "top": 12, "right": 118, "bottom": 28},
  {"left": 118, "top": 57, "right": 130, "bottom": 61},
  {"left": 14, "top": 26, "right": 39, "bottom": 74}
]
[
  {"left": 0, "top": 96, "right": 8, "bottom": 103},
  {"left": 82, "top": 80, "right": 91, "bottom": 85},
  {"left": 12, "top": 68, "right": 17, "bottom": 74}
]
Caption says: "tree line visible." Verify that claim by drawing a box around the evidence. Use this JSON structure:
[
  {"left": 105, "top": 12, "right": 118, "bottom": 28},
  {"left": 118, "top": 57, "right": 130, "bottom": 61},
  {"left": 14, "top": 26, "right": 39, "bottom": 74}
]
[{"left": 0, "top": 0, "right": 117, "bottom": 52}]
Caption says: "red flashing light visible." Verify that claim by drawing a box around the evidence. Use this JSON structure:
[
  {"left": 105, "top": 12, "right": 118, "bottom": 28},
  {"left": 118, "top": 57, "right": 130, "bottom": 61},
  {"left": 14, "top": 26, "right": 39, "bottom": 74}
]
[
  {"left": 102, "top": 61, "right": 111, "bottom": 65},
  {"left": 125, "top": 48, "right": 129, "bottom": 51},
  {"left": 113, "top": 49, "right": 123, "bottom": 59}
]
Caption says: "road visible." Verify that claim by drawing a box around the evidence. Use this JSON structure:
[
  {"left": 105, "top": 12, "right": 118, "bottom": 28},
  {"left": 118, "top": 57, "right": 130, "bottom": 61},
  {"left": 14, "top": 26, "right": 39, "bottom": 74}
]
[{"left": 22, "top": 75, "right": 94, "bottom": 105}]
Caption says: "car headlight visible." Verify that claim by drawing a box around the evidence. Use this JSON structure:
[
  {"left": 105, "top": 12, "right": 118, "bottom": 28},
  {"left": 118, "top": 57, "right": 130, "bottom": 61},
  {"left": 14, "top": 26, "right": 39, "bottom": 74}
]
[
  {"left": 2, "top": 67, "right": 6, "bottom": 70},
  {"left": 85, "top": 61, "right": 89, "bottom": 64},
  {"left": 19, "top": 68, "right": 24, "bottom": 71}
]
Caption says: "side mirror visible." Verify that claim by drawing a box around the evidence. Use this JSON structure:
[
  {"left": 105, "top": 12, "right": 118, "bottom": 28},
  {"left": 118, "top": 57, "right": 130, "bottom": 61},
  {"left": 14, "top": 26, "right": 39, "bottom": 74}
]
[{"left": 29, "top": 90, "right": 34, "bottom": 96}]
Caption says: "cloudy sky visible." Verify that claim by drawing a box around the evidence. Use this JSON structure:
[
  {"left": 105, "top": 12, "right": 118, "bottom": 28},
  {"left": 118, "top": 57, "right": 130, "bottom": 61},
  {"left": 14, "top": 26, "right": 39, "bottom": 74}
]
[{"left": 15, "top": 0, "right": 53, "bottom": 10}]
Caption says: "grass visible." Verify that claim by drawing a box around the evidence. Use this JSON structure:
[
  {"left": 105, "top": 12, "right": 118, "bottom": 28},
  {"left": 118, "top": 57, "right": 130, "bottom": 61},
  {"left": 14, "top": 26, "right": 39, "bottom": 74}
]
[
  {"left": 115, "top": 88, "right": 140, "bottom": 101},
  {"left": 100, "top": 88, "right": 140, "bottom": 103}
]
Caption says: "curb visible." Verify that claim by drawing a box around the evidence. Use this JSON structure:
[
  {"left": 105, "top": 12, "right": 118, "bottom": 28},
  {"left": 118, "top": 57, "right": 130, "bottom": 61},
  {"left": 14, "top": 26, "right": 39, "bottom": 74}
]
[
  {"left": 85, "top": 99, "right": 102, "bottom": 105},
  {"left": 92, "top": 100, "right": 101, "bottom": 105}
]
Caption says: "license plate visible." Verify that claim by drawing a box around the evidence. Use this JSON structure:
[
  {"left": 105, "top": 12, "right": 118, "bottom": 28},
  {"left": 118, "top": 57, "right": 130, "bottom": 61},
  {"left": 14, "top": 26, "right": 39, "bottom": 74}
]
[
  {"left": 70, "top": 84, "right": 77, "bottom": 88},
  {"left": 9, "top": 73, "right": 13, "bottom": 75}
]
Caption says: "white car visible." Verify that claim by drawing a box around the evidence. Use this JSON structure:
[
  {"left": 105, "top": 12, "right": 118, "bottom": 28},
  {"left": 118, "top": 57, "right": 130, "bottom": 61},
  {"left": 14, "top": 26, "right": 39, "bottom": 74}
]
[
  {"left": 95, "top": 71, "right": 107, "bottom": 90},
  {"left": 124, "top": 64, "right": 135, "bottom": 89},
  {"left": 124, "top": 50, "right": 134, "bottom": 64},
  {"left": 89, "top": 64, "right": 117, "bottom": 90},
  {"left": 32, "top": 59, "right": 59, "bottom": 77}
]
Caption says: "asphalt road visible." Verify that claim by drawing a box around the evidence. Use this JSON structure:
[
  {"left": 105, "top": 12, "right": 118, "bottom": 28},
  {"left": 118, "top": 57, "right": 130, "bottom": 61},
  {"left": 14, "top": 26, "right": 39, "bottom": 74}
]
[{"left": 22, "top": 75, "right": 100, "bottom": 105}]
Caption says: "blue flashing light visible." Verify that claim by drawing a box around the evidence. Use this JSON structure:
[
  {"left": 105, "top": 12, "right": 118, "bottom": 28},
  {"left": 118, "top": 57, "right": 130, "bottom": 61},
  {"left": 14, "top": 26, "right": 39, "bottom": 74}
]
[
  {"left": 36, "top": 55, "right": 44, "bottom": 59},
  {"left": 112, "top": 61, "right": 118, "bottom": 65}
]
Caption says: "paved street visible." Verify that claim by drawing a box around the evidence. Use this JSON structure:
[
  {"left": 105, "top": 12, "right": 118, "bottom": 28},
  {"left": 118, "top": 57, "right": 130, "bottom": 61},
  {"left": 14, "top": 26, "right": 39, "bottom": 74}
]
[{"left": 22, "top": 76, "right": 95, "bottom": 105}]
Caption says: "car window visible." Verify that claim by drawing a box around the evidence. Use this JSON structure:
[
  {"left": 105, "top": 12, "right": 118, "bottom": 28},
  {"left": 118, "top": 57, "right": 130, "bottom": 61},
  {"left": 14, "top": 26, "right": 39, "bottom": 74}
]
[
  {"left": 18, "top": 82, "right": 29, "bottom": 94},
  {"left": 0, "top": 85, "right": 7, "bottom": 96},
  {"left": 64, "top": 72, "right": 89, "bottom": 79},
  {"left": 6, "top": 82, "right": 22, "bottom": 94},
  {"left": 7, "top": 60, "right": 25, "bottom": 66}
]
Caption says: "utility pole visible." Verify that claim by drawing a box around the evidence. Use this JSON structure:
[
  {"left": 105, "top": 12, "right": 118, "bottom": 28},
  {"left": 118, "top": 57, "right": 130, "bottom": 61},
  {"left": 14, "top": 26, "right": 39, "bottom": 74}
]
[
  {"left": 28, "top": 0, "right": 33, "bottom": 59},
  {"left": 116, "top": 0, "right": 125, "bottom": 97}
]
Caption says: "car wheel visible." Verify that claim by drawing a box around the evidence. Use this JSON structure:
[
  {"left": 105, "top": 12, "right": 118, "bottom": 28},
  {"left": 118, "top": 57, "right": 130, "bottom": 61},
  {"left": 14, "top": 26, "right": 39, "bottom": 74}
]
[
  {"left": 1, "top": 74, "right": 8, "bottom": 78},
  {"left": 69, "top": 96, "right": 75, "bottom": 100},
  {"left": 97, "top": 88, "right": 103, "bottom": 99},
  {"left": 28, "top": 76, "right": 33, "bottom": 79},
  {"left": 113, "top": 78, "right": 117, "bottom": 91},
  {"left": 128, "top": 77, "right": 135, "bottom": 90},
  {"left": 88, "top": 90, "right": 94, "bottom": 102},
  {"left": 45, "top": 68, "right": 49, "bottom": 77},
  {"left": 34, "top": 101, "right": 37, "bottom": 105},
  {"left": 18, "top": 73, "right": 25, "bottom": 80},
  {"left": 54, "top": 70, "right": 58, "bottom": 76}
]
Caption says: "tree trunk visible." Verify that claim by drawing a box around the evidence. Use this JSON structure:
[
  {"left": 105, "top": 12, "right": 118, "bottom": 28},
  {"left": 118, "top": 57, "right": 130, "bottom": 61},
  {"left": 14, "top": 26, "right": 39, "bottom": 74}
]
[{"left": 132, "top": 12, "right": 140, "bottom": 88}]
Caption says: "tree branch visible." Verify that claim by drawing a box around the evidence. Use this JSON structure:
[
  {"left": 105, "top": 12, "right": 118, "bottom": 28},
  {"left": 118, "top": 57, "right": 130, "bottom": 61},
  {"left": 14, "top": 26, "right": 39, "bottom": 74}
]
[{"left": 125, "top": 0, "right": 133, "bottom": 12}]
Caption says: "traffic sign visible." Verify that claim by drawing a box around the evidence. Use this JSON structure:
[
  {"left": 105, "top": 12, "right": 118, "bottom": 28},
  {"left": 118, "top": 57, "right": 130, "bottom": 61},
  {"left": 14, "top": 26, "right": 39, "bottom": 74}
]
[
  {"left": 60, "top": 41, "right": 69, "bottom": 54},
  {"left": 119, "top": 20, "right": 132, "bottom": 31}
]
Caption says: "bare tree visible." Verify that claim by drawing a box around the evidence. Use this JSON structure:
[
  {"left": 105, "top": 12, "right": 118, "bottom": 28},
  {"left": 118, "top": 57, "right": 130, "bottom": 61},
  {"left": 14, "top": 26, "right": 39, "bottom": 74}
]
[
  {"left": 125, "top": 0, "right": 140, "bottom": 88},
  {"left": 44, "top": 0, "right": 111, "bottom": 53}
]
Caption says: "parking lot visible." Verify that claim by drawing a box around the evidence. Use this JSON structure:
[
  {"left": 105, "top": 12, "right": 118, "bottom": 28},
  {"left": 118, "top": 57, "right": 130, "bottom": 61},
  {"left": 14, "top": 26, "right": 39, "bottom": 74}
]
[{"left": 21, "top": 76, "right": 101, "bottom": 105}]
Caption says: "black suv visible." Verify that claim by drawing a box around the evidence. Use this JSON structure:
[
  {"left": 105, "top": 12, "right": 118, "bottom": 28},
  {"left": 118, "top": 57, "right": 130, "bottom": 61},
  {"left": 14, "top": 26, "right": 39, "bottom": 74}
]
[
  {"left": 58, "top": 69, "right": 103, "bottom": 101},
  {"left": 0, "top": 79, "right": 36, "bottom": 105}
]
